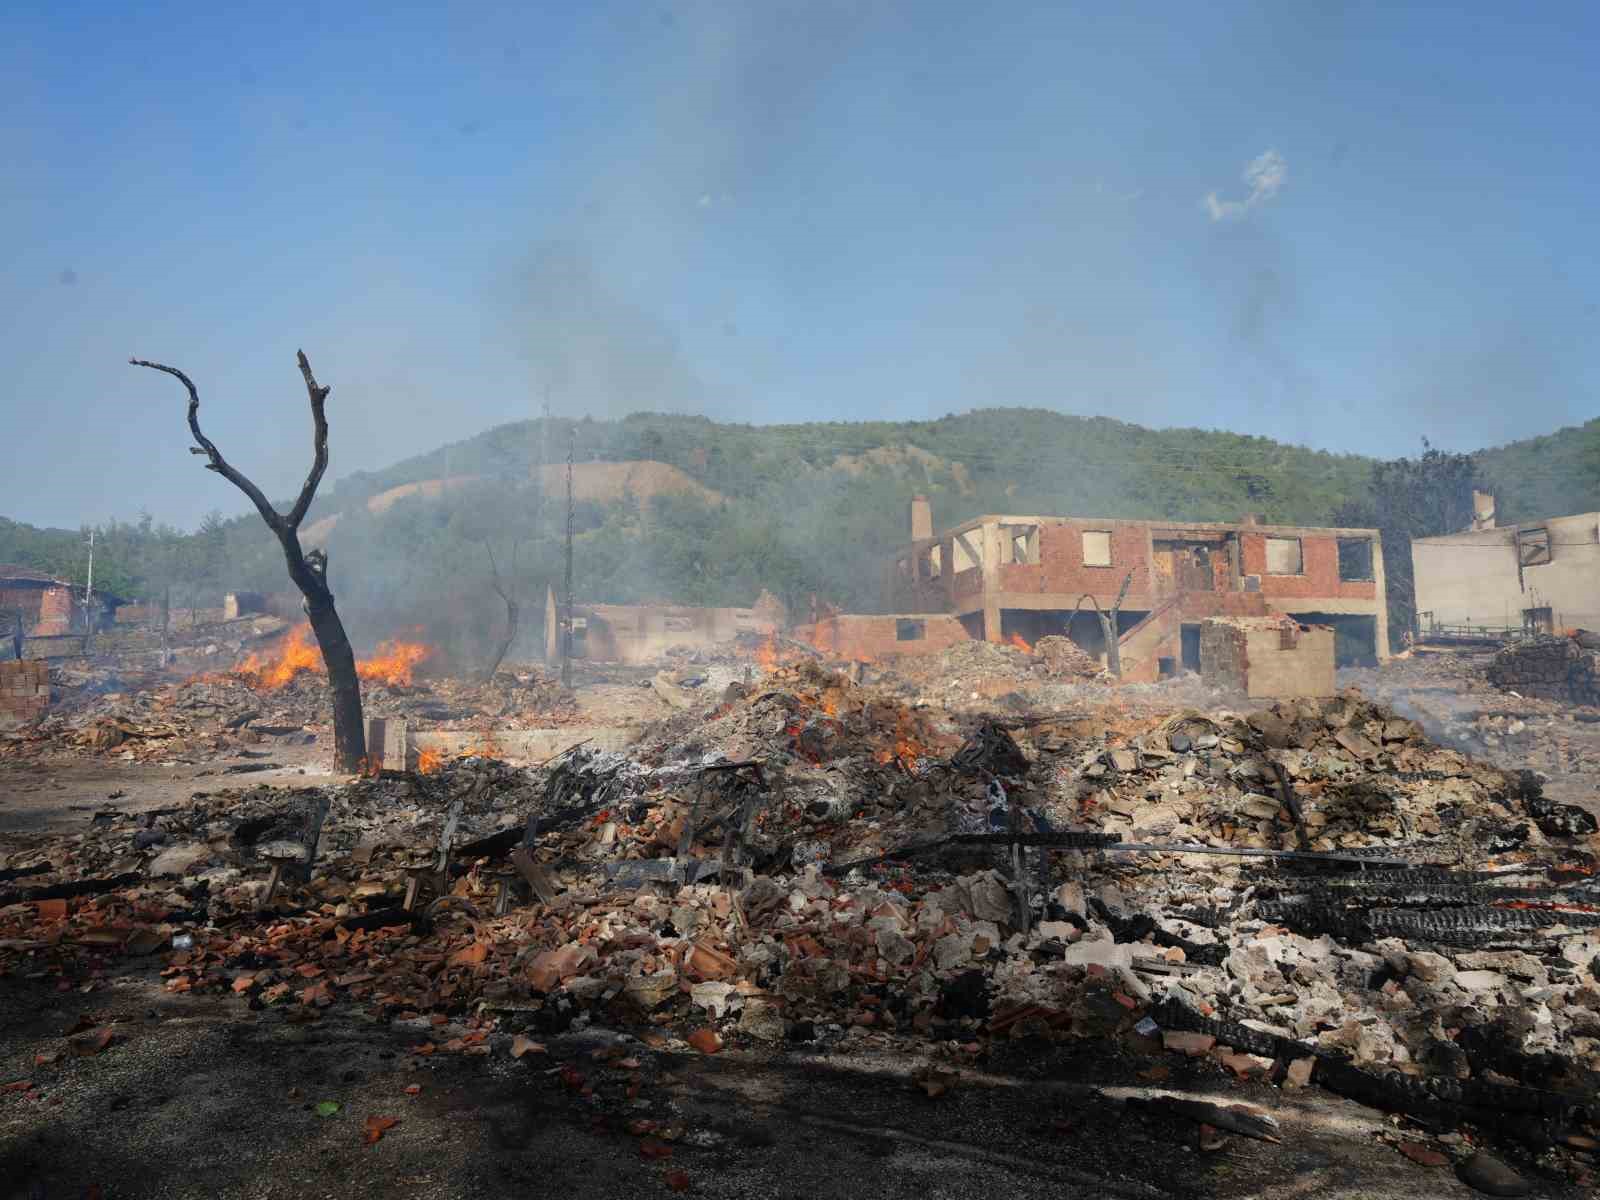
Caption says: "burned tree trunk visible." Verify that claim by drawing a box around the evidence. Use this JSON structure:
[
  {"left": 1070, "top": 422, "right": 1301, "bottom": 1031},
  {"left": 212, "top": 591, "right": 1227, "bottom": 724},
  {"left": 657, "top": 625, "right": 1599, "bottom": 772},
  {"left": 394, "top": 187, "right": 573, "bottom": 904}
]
[
  {"left": 1066, "top": 571, "right": 1134, "bottom": 679},
  {"left": 482, "top": 541, "right": 520, "bottom": 682},
  {"left": 131, "top": 351, "right": 367, "bottom": 772},
  {"left": 486, "top": 597, "right": 519, "bottom": 682}
]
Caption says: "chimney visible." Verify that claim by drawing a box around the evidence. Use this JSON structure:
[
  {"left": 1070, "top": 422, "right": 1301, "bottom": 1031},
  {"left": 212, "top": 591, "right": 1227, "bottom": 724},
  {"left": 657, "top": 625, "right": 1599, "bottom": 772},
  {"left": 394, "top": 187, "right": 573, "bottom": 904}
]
[
  {"left": 910, "top": 495, "right": 932, "bottom": 541},
  {"left": 1471, "top": 489, "right": 1496, "bottom": 531}
]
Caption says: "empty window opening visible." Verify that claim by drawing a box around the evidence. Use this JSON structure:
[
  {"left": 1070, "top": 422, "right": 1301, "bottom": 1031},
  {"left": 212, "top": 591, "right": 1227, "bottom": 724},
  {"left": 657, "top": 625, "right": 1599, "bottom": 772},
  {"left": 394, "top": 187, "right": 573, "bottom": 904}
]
[
  {"left": 952, "top": 536, "right": 979, "bottom": 572},
  {"left": 1008, "top": 524, "right": 1041, "bottom": 565},
  {"left": 1180, "top": 624, "right": 1201, "bottom": 672},
  {"left": 1157, "top": 656, "right": 1176, "bottom": 678},
  {"left": 1265, "top": 537, "right": 1303, "bottom": 575},
  {"left": 1337, "top": 537, "right": 1374, "bottom": 582},
  {"left": 895, "top": 618, "right": 926, "bottom": 642},
  {"left": 1082, "top": 530, "right": 1112, "bottom": 567},
  {"left": 925, "top": 546, "right": 943, "bottom": 579},
  {"left": 1517, "top": 527, "right": 1552, "bottom": 567}
]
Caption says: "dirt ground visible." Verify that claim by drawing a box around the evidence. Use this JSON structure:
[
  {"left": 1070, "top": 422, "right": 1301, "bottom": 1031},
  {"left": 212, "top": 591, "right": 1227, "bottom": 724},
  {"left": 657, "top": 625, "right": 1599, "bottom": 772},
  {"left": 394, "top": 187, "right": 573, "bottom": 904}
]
[
  {"left": 2, "top": 956, "right": 1563, "bottom": 1200},
  {"left": 0, "top": 771, "right": 1581, "bottom": 1200}
]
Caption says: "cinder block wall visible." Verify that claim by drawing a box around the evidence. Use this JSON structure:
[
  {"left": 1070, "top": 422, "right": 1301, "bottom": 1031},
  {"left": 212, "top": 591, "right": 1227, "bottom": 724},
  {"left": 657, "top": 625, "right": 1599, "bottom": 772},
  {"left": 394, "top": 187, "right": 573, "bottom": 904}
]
[{"left": 0, "top": 660, "right": 50, "bottom": 725}]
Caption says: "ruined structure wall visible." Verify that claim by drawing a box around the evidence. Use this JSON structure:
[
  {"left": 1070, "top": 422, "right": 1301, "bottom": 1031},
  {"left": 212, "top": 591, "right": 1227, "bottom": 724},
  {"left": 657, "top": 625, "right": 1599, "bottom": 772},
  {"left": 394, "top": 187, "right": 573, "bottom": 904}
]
[
  {"left": 0, "top": 586, "right": 47, "bottom": 632},
  {"left": 576, "top": 603, "right": 781, "bottom": 665},
  {"left": 1010, "top": 523, "right": 1153, "bottom": 598},
  {"left": 0, "top": 659, "right": 49, "bottom": 727},
  {"left": 1238, "top": 533, "right": 1377, "bottom": 602},
  {"left": 1199, "top": 618, "right": 1335, "bottom": 699},
  {"left": 798, "top": 614, "right": 969, "bottom": 660},
  {"left": 1413, "top": 513, "right": 1600, "bottom": 631},
  {"left": 1198, "top": 622, "right": 1250, "bottom": 692},
  {"left": 1487, "top": 636, "right": 1600, "bottom": 705},
  {"left": 30, "top": 587, "right": 74, "bottom": 636}
]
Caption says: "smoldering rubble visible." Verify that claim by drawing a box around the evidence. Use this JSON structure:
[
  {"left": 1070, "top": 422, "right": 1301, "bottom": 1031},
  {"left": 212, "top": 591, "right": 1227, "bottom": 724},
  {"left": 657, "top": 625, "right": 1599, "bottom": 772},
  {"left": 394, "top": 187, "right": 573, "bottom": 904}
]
[{"left": 3, "top": 645, "right": 1599, "bottom": 1194}]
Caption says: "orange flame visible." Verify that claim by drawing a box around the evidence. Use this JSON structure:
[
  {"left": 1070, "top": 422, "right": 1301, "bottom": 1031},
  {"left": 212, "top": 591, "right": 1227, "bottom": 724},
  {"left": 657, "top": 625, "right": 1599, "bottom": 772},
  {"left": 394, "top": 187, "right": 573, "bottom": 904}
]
[
  {"left": 235, "top": 623, "right": 434, "bottom": 690},
  {"left": 1006, "top": 632, "right": 1033, "bottom": 652},
  {"left": 873, "top": 711, "right": 929, "bottom": 769},
  {"left": 416, "top": 748, "right": 443, "bottom": 774},
  {"left": 356, "top": 636, "right": 432, "bottom": 687},
  {"left": 236, "top": 623, "right": 322, "bottom": 688},
  {"left": 754, "top": 633, "right": 782, "bottom": 671}
]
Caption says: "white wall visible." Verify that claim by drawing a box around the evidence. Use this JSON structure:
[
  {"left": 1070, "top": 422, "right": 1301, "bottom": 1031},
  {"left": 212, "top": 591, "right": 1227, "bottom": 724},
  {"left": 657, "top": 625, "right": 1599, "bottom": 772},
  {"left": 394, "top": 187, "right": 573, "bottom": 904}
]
[{"left": 1413, "top": 513, "right": 1600, "bottom": 631}]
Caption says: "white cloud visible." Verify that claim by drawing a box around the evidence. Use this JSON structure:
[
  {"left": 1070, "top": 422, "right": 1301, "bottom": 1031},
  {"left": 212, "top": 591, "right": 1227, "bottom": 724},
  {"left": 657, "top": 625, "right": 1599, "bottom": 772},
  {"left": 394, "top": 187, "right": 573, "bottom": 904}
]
[{"left": 1203, "top": 149, "right": 1287, "bottom": 221}]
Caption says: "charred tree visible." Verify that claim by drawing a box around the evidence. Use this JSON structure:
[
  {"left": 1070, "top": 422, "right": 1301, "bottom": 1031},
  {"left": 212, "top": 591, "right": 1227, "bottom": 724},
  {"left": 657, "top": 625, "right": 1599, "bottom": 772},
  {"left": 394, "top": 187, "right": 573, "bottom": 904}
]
[
  {"left": 1066, "top": 570, "right": 1134, "bottom": 678},
  {"left": 482, "top": 540, "right": 521, "bottom": 682},
  {"left": 130, "top": 352, "right": 367, "bottom": 771}
]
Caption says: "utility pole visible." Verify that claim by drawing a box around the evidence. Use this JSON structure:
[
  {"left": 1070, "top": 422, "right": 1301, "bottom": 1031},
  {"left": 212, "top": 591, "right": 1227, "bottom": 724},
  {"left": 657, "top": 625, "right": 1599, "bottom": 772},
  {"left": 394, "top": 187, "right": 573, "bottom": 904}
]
[
  {"left": 83, "top": 528, "right": 96, "bottom": 653},
  {"left": 561, "top": 425, "right": 574, "bottom": 688}
]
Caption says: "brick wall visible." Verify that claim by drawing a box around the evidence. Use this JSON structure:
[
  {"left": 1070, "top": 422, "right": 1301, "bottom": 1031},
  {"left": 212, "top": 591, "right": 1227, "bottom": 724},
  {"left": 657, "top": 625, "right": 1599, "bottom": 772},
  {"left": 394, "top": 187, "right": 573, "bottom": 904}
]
[
  {"left": 0, "top": 586, "right": 47, "bottom": 632},
  {"left": 0, "top": 659, "right": 50, "bottom": 726},
  {"left": 799, "top": 614, "right": 970, "bottom": 660},
  {"left": 31, "top": 587, "right": 74, "bottom": 636},
  {"left": 1001, "top": 523, "right": 1153, "bottom": 598},
  {"left": 1240, "top": 533, "right": 1376, "bottom": 602}
]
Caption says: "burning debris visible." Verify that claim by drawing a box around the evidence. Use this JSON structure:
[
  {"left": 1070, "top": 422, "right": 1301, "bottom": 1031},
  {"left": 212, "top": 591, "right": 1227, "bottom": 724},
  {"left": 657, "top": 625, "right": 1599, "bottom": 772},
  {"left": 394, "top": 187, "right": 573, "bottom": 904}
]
[
  {"left": 237, "top": 622, "right": 434, "bottom": 690},
  {"left": 4, "top": 633, "right": 1600, "bottom": 1193}
]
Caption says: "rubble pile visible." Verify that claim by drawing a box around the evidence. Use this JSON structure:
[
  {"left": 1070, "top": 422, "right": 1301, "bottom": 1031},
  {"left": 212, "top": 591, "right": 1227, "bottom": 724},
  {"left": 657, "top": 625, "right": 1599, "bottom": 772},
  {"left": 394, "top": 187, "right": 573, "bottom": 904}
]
[
  {"left": 4, "top": 657, "right": 1600, "bottom": 1188},
  {"left": 1031, "top": 634, "right": 1104, "bottom": 679},
  {"left": 1344, "top": 649, "right": 1600, "bottom": 811},
  {"left": 1489, "top": 633, "right": 1600, "bottom": 706},
  {"left": 0, "top": 664, "right": 578, "bottom": 764}
]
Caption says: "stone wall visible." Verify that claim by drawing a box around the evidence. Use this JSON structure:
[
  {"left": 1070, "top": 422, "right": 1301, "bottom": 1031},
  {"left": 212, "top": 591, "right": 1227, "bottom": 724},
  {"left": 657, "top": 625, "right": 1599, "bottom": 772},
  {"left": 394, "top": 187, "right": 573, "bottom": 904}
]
[{"left": 1487, "top": 635, "right": 1600, "bottom": 705}]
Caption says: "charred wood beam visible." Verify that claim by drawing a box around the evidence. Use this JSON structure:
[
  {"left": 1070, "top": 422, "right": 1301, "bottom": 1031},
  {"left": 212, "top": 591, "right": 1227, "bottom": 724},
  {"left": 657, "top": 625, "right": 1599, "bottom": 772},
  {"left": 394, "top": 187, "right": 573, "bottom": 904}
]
[
  {"left": 0, "top": 862, "right": 53, "bottom": 884},
  {"left": 0, "top": 872, "right": 142, "bottom": 906}
]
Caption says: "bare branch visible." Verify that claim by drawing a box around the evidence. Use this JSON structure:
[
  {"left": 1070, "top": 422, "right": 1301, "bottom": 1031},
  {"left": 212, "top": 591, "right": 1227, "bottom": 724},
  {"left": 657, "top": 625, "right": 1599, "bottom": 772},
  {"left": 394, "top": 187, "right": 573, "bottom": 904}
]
[
  {"left": 286, "top": 349, "right": 331, "bottom": 529},
  {"left": 1113, "top": 570, "right": 1134, "bottom": 610},
  {"left": 130, "top": 358, "right": 285, "bottom": 533}
]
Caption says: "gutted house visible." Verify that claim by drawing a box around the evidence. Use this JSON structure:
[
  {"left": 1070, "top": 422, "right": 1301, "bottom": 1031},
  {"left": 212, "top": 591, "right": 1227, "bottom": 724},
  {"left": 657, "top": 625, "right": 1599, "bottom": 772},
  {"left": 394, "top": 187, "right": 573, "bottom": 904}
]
[
  {"left": 1412, "top": 500, "right": 1600, "bottom": 638},
  {"left": 545, "top": 587, "right": 784, "bottom": 665},
  {"left": 0, "top": 564, "right": 118, "bottom": 638},
  {"left": 883, "top": 498, "right": 1387, "bottom": 681}
]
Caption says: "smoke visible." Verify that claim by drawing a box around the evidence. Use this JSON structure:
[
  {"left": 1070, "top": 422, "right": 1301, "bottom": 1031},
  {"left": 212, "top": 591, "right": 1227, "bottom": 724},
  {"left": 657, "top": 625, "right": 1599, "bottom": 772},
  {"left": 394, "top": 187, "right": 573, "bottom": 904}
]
[
  {"left": 511, "top": 243, "right": 708, "bottom": 420},
  {"left": 1204, "top": 149, "right": 1288, "bottom": 222},
  {"left": 497, "top": 2, "right": 879, "bottom": 422}
]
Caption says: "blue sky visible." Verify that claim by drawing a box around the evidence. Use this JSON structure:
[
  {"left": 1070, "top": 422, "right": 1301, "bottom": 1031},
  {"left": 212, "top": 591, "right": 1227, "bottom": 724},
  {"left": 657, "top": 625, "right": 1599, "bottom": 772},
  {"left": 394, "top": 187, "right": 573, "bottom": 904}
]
[{"left": 4, "top": 1, "right": 1597, "bottom": 528}]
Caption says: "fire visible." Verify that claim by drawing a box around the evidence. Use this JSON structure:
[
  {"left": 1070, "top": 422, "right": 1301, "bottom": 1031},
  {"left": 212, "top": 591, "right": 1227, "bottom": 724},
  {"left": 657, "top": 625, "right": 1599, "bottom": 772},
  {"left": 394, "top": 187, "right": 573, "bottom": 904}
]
[
  {"left": 234, "top": 623, "right": 434, "bottom": 690},
  {"left": 754, "top": 633, "right": 786, "bottom": 671},
  {"left": 1006, "top": 632, "right": 1033, "bottom": 652},
  {"left": 356, "top": 636, "right": 432, "bottom": 687},
  {"left": 236, "top": 623, "right": 322, "bottom": 688},
  {"left": 416, "top": 748, "right": 443, "bottom": 774},
  {"left": 874, "top": 712, "right": 929, "bottom": 769}
]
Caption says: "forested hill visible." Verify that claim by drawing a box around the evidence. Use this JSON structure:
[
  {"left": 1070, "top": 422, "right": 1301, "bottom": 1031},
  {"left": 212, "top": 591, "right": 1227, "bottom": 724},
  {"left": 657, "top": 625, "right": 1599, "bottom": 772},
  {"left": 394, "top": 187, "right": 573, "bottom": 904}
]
[
  {"left": 328, "top": 407, "right": 1379, "bottom": 530},
  {"left": 4, "top": 408, "right": 1597, "bottom": 630}
]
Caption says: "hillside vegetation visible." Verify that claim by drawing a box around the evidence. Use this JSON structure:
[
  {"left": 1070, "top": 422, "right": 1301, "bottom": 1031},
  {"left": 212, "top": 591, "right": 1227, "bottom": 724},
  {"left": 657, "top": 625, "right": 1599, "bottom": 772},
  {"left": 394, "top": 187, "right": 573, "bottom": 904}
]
[{"left": 5, "top": 408, "right": 1597, "bottom": 658}]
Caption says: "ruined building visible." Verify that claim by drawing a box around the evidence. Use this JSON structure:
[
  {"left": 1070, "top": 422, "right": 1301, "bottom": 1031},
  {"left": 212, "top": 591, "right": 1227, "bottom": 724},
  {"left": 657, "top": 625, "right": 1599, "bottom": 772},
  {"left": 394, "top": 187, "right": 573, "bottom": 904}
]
[
  {"left": 1412, "top": 491, "right": 1600, "bottom": 637},
  {"left": 545, "top": 587, "right": 784, "bottom": 665},
  {"left": 0, "top": 563, "right": 118, "bottom": 639},
  {"left": 882, "top": 498, "right": 1388, "bottom": 681}
]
